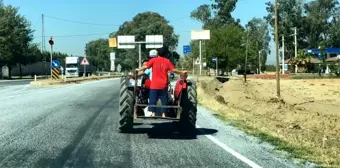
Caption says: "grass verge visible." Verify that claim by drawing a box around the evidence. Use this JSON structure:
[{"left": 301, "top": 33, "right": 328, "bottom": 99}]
[{"left": 197, "top": 77, "right": 340, "bottom": 167}]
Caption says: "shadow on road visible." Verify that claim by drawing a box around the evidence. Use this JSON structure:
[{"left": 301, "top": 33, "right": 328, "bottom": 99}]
[{"left": 130, "top": 122, "right": 218, "bottom": 140}]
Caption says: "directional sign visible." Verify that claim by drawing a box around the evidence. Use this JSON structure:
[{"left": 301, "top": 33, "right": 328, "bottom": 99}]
[
  {"left": 51, "top": 60, "right": 60, "bottom": 68},
  {"left": 117, "top": 35, "right": 135, "bottom": 49},
  {"left": 80, "top": 57, "right": 89, "bottom": 65},
  {"left": 212, "top": 57, "right": 217, "bottom": 62},
  {"left": 145, "top": 35, "right": 163, "bottom": 48},
  {"left": 183, "top": 45, "right": 192, "bottom": 54},
  {"left": 117, "top": 64, "right": 122, "bottom": 72}
]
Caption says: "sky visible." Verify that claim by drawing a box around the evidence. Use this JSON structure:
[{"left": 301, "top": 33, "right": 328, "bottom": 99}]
[{"left": 4, "top": 0, "right": 276, "bottom": 64}]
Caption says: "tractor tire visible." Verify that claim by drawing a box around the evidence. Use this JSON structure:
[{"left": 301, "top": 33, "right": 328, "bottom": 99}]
[
  {"left": 179, "top": 80, "right": 197, "bottom": 134},
  {"left": 118, "top": 77, "right": 134, "bottom": 133}
]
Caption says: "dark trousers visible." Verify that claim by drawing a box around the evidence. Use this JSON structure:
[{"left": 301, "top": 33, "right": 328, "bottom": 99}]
[{"left": 148, "top": 89, "right": 168, "bottom": 113}]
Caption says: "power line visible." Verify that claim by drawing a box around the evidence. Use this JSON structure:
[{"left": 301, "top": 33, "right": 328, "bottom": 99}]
[
  {"left": 43, "top": 14, "right": 191, "bottom": 27},
  {"left": 34, "top": 32, "right": 112, "bottom": 39},
  {"left": 44, "top": 15, "right": 121, "bottom": 27}
]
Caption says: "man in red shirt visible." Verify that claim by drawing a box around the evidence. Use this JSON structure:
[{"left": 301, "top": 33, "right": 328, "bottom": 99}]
[{"left": 136, "top": 47, "right": 187, "bottom": 117}]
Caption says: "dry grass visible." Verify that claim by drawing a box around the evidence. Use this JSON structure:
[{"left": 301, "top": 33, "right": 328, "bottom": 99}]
[{"left": 197, "top": 76, "right": 340, "bottom": 167}]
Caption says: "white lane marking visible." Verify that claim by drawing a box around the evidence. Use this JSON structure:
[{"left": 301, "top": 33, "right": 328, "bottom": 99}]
[{"left": 197, "top": 125, "right": 263, "bottom": 168}]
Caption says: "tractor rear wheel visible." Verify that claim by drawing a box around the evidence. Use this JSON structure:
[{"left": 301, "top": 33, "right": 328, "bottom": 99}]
[
  {"left": 118, "top": 77, "right": 134, "bottom": 133},
  {"left": 179, "top": 80, "right": 197, "bottom": 134}
]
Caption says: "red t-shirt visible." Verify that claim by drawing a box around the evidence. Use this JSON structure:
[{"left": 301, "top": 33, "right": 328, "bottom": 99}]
[{"left": 146, "top": 56, "right": 175, "bottom": 89}]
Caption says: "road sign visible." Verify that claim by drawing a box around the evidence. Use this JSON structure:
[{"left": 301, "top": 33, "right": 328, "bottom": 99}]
[
  {"left": 110, "top": 52, "right": 115, "bottom": 60},
  {"left": 212, "top": 57, "right": 217, "bottom": 62},
  {"left": 145, "top": 35, "right": 163, "bottom": 48},
  {"left": 117, "top": 64, "right": 122, "bottom": 72},
  {"left": 191, "top": 30, "right": 211, "bottom": 40},
  {"left": 51, "top": 60, "right": 60, "bottom": 68},
  {"left": 110, "top": 60, "right": 115, "bottom": 71},
  {"left": 80, "top": 57, "right": 89, "bottom": 65},
  {"left": 117, "top": 35, "right": 135, "bottom": 49},
  {"left": 108, "top": 38, "right": 117, "bottom": 47},
  {"left": 183, "top": 45, "right": 192, "bottom": 54},
  {"left": 49, "top": 37, "right": 54, "bottom": 46},
  {"left": 195, "top": 58, "right": 200, "bottom": 65}
]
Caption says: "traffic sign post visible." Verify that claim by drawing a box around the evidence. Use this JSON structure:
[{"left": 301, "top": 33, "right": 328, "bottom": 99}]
[
  {"left": 212, "top": 57, "right": 218, "bottom": 76},
  {"left": 80, "top": 56, "right": 89, "bottom": 77},
  {"left": 117, "top": 64, "right": 122, "bottom": 73},
  {"left": 191, "top": 30, "right": 210, "bottom": 75},
  {"left": 110, "top": 52, "right": 115, "bottom": 72},
  {"left": 117, "top": 35, "right": 163, "bottom": 67},
  {"left": 48, "top": 37, "right": 54, "bottom": 79}
]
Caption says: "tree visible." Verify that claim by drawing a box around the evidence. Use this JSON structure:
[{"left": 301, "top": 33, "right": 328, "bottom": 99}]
[
  {"left": 211, "top": 0, "right": 240, "bottom": 25},
  {"left": 113, "top": 12, "right": 180, "bottom": 70},
  {"left": 303, "top": 0, "right": 339, "bottom": 48},
  {"left": 0, "top": 3, "right": 35, "bottom": 78},
  {"left": 246, "top": 17, "right": 271, "bottom": 72},
  {"left": 189, "top": 1, "right": 249, "bottom": 75},
  {"left": 264, "top": 0, "right": 305, "bottom": 59}
]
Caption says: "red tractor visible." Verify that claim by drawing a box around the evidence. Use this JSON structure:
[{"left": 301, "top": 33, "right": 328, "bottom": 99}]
[{"left": 118, "top": 71, "right": 197, "bottom": 134}]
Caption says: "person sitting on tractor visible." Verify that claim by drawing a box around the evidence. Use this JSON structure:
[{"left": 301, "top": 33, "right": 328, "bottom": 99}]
[{"left": 136, "top": 47, "right": 187, "bottom": 118}]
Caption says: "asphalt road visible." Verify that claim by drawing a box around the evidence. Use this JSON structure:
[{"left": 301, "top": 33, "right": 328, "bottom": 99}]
[
  {"left": 0, "top": 78, "right": 313, "bottom": 168},
  {"left": 0, "top": 79, "right": 33, "bottom": 88}
]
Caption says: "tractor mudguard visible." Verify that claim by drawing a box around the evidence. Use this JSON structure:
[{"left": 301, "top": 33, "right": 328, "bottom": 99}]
[{"left": 174, "top": 78, "right": 187, "bottom": 99}]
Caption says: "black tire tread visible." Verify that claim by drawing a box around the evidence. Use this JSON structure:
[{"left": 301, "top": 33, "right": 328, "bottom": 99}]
[{"left": 118, "top": 77, "right": 134, "bottom": 133}]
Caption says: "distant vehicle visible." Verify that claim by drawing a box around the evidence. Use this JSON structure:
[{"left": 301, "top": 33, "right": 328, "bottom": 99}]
[{"left": 65, "top": 56, "right": 92, "bottom": 77}]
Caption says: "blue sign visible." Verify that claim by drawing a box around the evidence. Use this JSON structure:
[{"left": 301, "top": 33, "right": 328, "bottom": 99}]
[
  {"left": 51, "top": 60, "right": 60, "bottom": 68},
  {"left": 212, "top": 57, "right": 217, "bottom": 62},
  {"left": 183, "top": 45, "right": 192, "bottom": 54}
]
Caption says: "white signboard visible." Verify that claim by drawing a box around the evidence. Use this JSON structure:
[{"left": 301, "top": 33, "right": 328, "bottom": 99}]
[
  {"left": 110, "top": 52, "right": 115, "bottom": 60},
  {"left": 117, "top": 35, "right": 135, "bottom": 49},
  {"left": 110, "top": 60, "right": 115, "bottom": 71},
  {"left": 145, "top": 35, "right": 163, "bottom": 48},
  {"left": 191, "top": 30, "right": 210, "bottom": 40}
]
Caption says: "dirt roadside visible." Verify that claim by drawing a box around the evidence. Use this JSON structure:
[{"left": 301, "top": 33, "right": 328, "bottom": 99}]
[{"left": 197, "top": 76, "right": 340, "bottom": 167}]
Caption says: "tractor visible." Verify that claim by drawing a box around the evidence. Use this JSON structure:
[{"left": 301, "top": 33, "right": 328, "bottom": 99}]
[{"left": 118, "top": 70, "right": 197, "bottom": 134}]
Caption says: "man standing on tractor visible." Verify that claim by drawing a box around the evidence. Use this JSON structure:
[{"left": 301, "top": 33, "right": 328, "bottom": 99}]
[{"left": 136, "top": 47, "right": 188, "bottom": 118}]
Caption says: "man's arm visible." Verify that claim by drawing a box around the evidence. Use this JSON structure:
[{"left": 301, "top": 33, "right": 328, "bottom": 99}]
[
  {"left": 137, "top": 59, "right": 153, "bottom": 72},
  {"left": 167, "top": 59, "right": 187, "bottom": 78}
]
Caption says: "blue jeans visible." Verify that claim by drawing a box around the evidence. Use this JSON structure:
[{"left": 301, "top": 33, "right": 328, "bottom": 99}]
[{"left": 148, "top": 89, "right": 168, "bottom": 114}]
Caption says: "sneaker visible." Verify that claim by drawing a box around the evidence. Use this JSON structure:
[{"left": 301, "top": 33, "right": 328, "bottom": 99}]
[{"left": 144, "top": 108, "right": 152, "bottom": 117}]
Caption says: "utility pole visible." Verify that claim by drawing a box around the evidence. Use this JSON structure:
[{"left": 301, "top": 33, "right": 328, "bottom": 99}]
[
  {"left": 199, "top": 40, "right": 202, "bottom": 75},
  {"left": 294, "top": 27, "right": 298, "bottom": 73},
  {"left": 41, "top": 14, "right": 45, "bottom": 52},
  {"left": 275, "top": 0, "right": 281, "bottom": 97},
  {"left": 282, "top": 36, "right": 285, "bottom": 74},
  {"left": 258, "top": 50, "right": 261, "bottom": 74},
  {"left": 244, "top": 26, "right": 250, "bottom": 83}
]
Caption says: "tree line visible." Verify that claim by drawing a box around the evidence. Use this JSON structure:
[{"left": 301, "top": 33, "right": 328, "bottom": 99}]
[
  {"left": 84, "top": 12, "right": 180, "bottom": 71},
  {"left": 0, "top": 1, "right": 68, "bottom": 78},
  {"left": 179, "top": 0, "right": 340, "bottom": 74}
]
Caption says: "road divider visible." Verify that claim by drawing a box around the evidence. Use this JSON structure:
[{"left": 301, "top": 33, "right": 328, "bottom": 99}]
[{"left": 30, "top": 75, "right": 123, "bottom": 87}]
